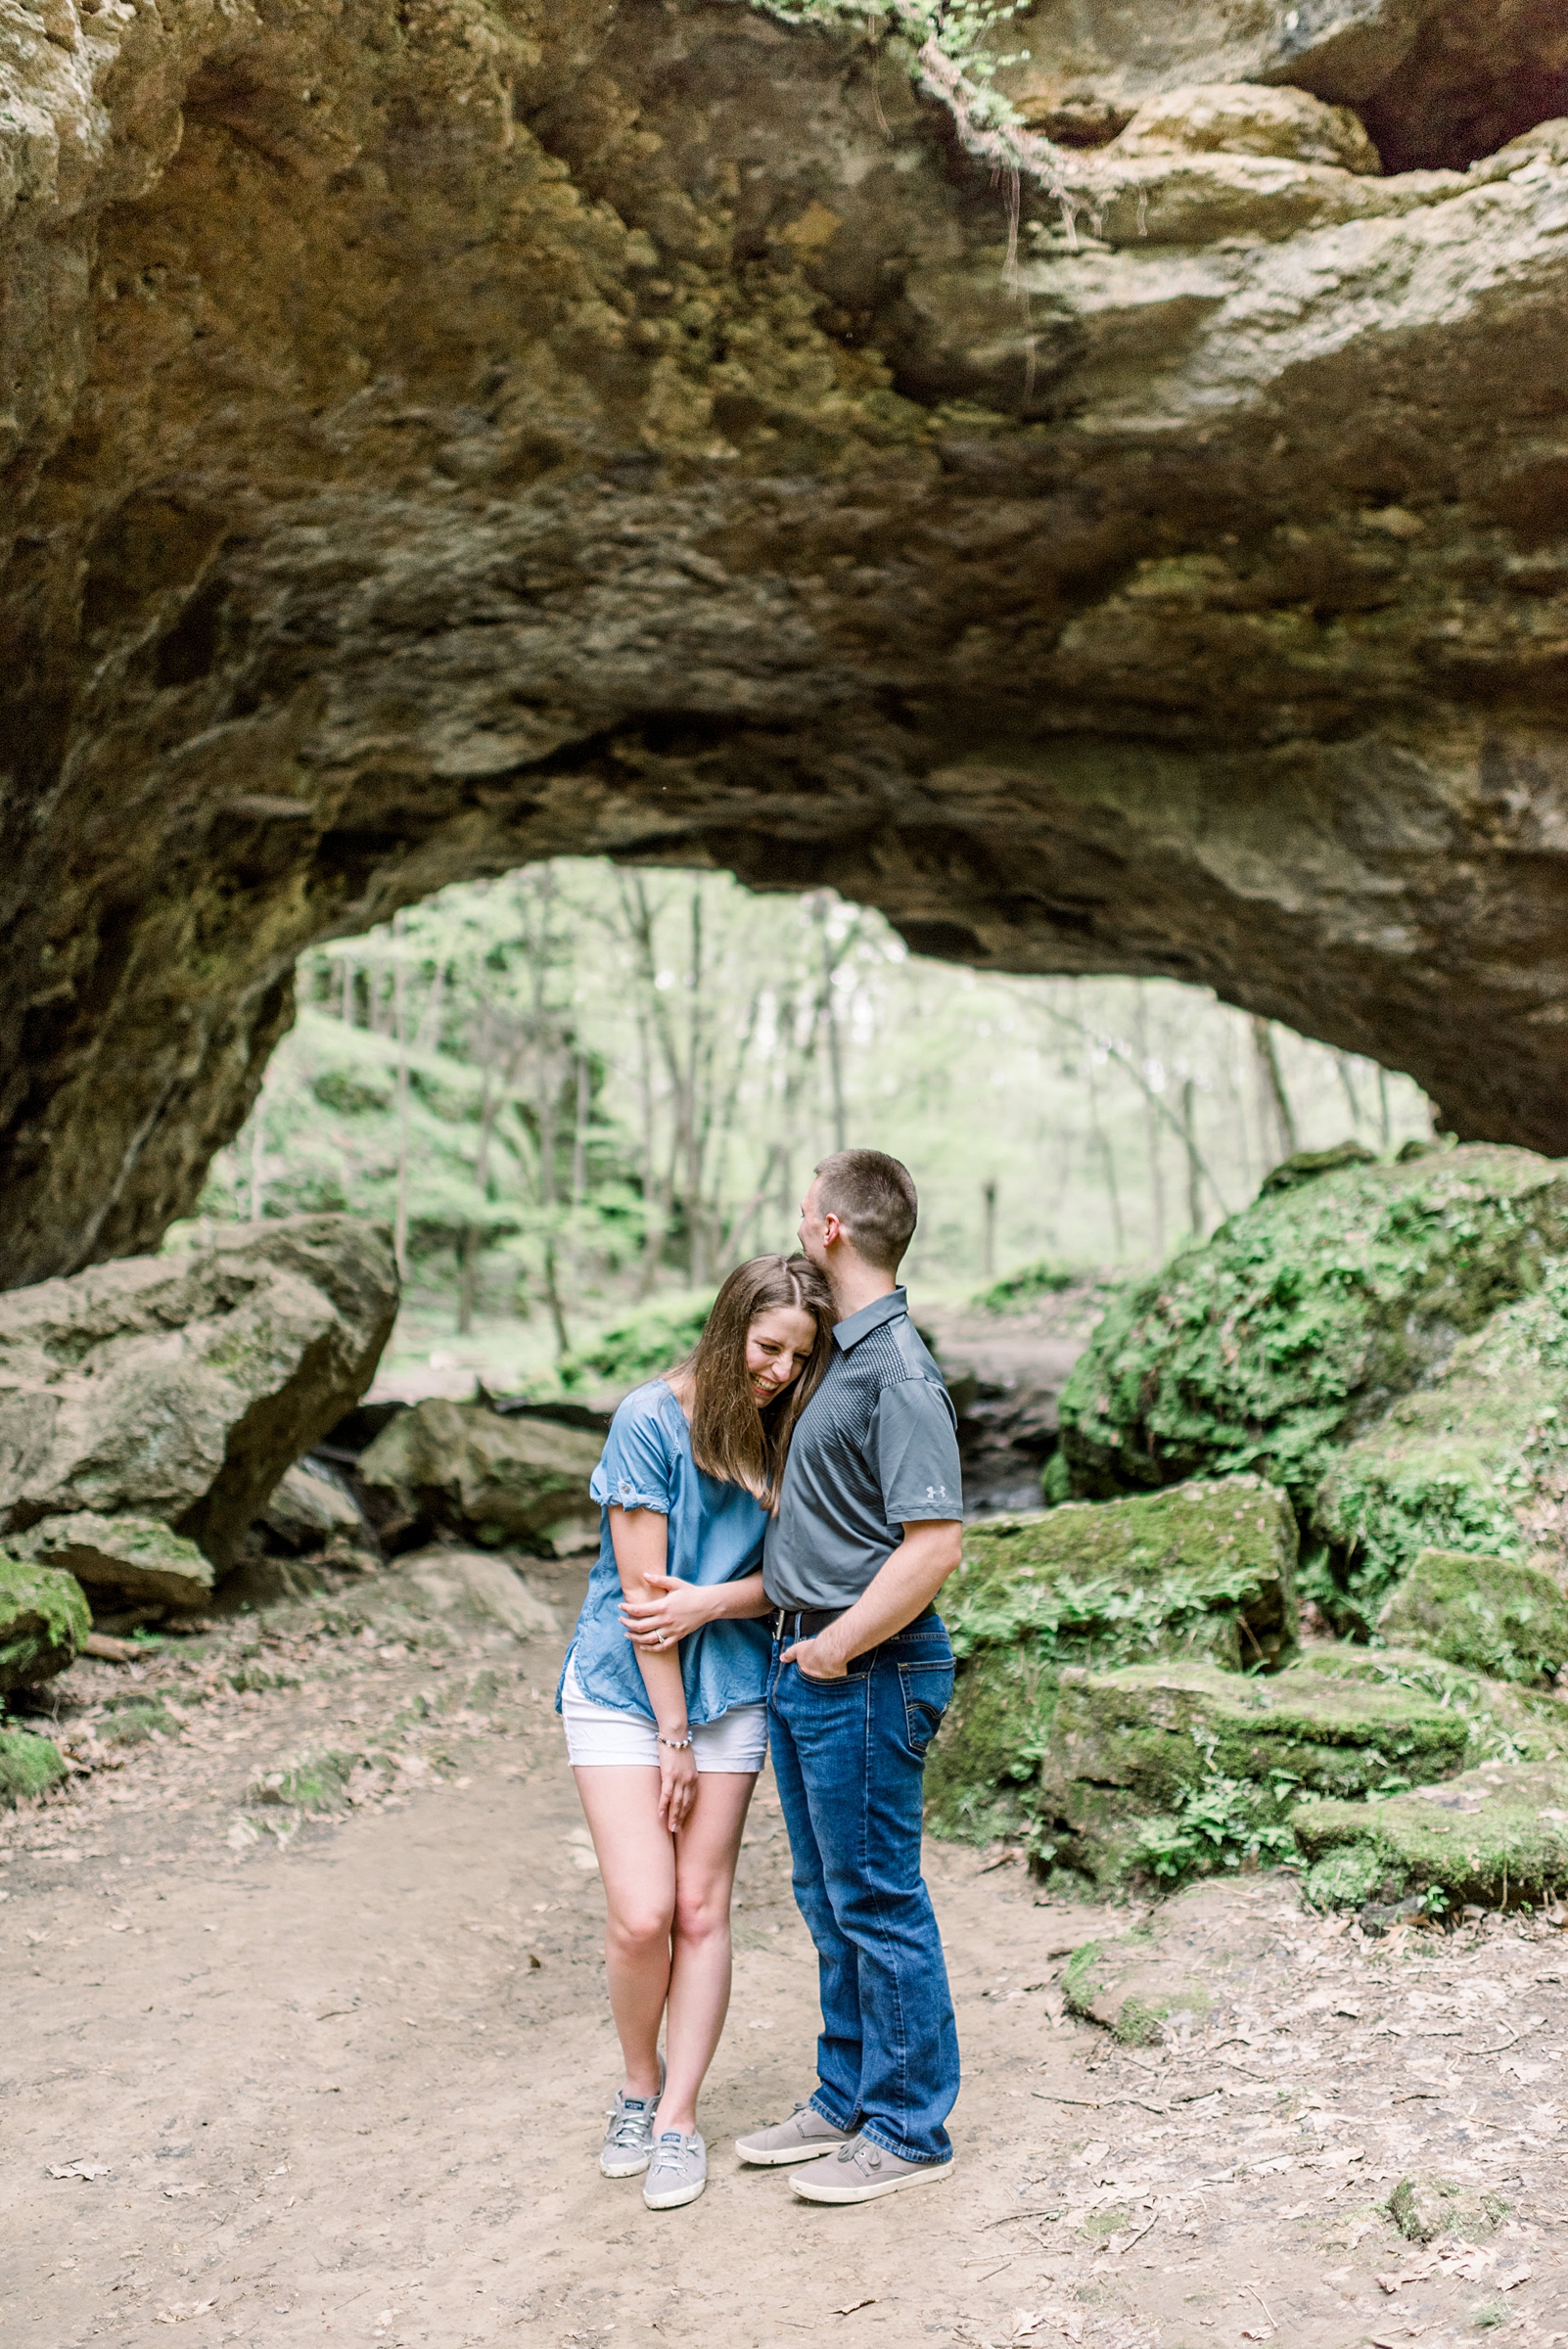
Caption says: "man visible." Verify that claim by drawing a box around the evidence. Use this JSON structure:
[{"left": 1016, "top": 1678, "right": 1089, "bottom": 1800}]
[{"left": 735, "top": 1149, "right": 964, "bottom": 2204}]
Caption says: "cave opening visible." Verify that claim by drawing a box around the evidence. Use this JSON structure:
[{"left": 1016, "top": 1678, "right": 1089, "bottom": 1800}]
[{"left": 191, "top": 858, "right": 1436, "bottom": 1413}]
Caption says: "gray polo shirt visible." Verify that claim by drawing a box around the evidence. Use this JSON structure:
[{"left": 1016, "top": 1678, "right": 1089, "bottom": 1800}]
[{"left": 762, "top": 1288, "right": 963, "bottom": 1611}]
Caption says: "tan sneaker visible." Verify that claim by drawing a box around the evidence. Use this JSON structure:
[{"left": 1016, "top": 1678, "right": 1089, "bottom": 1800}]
[
  {"left": 789, "top": 2132, "right": 953, "bottom": 2203},
  {"left": 734, "top": 2102, "right": 855, "bottom": 2167}
]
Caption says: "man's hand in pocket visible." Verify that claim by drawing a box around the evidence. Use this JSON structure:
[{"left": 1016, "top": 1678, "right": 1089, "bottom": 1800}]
[{"left": 782, "top": 1635, "right": 849, "bottom": 1681}]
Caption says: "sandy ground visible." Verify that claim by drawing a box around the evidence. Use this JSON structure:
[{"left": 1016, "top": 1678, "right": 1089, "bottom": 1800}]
[{"left": 6, "top": 1554, "right": 1568, "bottom": 2349}]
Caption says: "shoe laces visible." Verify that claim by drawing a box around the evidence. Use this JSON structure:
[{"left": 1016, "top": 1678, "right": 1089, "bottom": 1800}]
[
  {"left": 649, "top": 2130, "right": 693, "bottom": 2173},
  {"left": 606, "top": 2097, "right": 655, "bottom": 2149}
]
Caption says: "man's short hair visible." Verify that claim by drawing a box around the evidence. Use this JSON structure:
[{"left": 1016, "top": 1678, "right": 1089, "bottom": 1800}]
[{"left": 814, "top": 1150, "right": 919, "bottom": 1275}]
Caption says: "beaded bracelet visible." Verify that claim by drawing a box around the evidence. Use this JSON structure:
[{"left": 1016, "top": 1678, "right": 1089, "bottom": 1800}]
[{"left": 659, "top": 1729, "right": 694, "bottom": 1751}]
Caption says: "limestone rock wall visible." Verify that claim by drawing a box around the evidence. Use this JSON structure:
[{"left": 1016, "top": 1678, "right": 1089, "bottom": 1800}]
[{"left": 4, "top": 0, "right": 1568, "bottom": 1284}]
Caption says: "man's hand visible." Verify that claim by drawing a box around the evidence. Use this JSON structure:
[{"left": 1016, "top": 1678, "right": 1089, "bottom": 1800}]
[{"left": 781, "top": 1633, "right": 848, "bottom": 1681}]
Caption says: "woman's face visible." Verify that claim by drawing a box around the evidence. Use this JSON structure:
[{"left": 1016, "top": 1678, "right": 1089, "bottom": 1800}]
[{"left": 744, "top": 1305, "right": 819, "bottom": 1410}]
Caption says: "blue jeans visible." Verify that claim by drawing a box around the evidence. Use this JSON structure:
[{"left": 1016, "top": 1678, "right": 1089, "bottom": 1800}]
[{"left": 766, "top": 1615, "right": 959, "bottom": 2165}]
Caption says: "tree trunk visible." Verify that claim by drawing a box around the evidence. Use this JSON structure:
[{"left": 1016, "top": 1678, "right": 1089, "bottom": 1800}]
[
  {"left": 392, "top": 913, "right": 409, "bottom": 1281},
  {"left": 1180, "top": 1076, "right": 1203, "bottom": 1237},
  {"left": 1251, "top": 1016, "right": 1298, "bottom": 1160}
]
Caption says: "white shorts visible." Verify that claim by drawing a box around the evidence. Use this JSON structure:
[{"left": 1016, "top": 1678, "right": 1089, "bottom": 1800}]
[{"left": 562, "top": 1657, "right": 767, "bottom": 1773}]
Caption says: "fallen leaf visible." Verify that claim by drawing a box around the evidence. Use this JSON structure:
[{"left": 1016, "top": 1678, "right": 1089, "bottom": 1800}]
[
  {"left": 46, "top": 2160, "right": 113, "bottom": 2181},
  {"left": 161, "top": 2183, "right": 205, "bottom": 2198},
  {"left": 1499, "top": 2267, "right": 1533, "bottom": 2292},
  {"left": 833, "top": 2300, "right": 876, "bottom": 2318}
]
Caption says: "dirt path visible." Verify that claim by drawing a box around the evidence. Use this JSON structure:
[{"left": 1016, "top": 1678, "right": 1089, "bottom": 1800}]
[{"left": 5, "top": 1555, "right": 1568, "bottom": 2349}]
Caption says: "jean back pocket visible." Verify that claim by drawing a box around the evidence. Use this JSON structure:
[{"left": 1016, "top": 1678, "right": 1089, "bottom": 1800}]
[{"left": 899, "top": 1660, "right": 953, "bottom": 1755}]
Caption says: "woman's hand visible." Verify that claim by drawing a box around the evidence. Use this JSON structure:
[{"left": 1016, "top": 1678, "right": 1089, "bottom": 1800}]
[
  {"left": 621, "top": 1573, "right": 715, "bottom": 1652},
  {"left": 657, "top": 1738, "right": 699, "bottom": 1832}
]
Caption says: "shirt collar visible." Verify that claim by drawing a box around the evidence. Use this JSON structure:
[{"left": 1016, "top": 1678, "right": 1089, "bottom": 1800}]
[{"left": 832, "top": 1286, "right": 907, "bottom": 1352}]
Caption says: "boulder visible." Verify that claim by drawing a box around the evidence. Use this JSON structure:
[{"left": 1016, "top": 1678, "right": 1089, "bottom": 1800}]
[
  {"left": 261, "top": 1460, "right": 367, "bottom": 1551},
  {"left": 1376, "top": 1548, "right": 1568, "bottom": 1687},
  {"left": 925, "top": 1475, "right": 1298, "bottom": 1843},
  {"left": 0, "top": 1726, "right": 67, "bottom": 1806},
  {"left": 1294, "top": 1758, "right": 1568, "bottom": 1913},
  {"left": 0, "top": 1217, "right": 398, "bottom": 1582},
  {"left": 1057, "top": 1145, "right": 1568, "bottom": 1626},
  {"left": 1037, "top": 1655, "right": 1474, "bottom": 1890},
  {"left": 1317, "top": 1267, "right": 1568, "bottom": 1623},
  {"left": 404, "top": 1549, "right": 560, "bottom": 1640},
  {"left": 1109, "top": 83, "right": 1383, "bottom": 173},
  {"left": 0, "top": 1553, "right": 89, "bottom": 1689},
  {"left": 359, "top": 1401, "right": 601, "bottom": 1550},
  {"left": 13, "top": 1513, "right": 213, "bottom": 1609}
]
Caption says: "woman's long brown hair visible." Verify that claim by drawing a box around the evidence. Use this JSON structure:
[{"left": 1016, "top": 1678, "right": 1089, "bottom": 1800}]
[{"left": 679, "top": 1255, "right": 835, "bottom": 1508}]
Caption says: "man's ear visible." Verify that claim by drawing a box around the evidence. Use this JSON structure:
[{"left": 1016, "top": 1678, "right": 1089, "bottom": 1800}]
[{"left": 821, "top": 1212, "right": 844, "bottom": 1248}]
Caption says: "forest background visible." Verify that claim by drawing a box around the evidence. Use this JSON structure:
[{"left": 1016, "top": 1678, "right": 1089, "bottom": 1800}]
[{"left": 189, "top": 860, "right": 1437, "bottom": 1399}]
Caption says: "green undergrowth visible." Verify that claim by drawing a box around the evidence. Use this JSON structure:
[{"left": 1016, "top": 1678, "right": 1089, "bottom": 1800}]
[
  {"left": 557, "top": 1293, "right": 715, "bottom": 1394},
  {"left": 1294, "top": 1755, "right": 1568, "bottom": 1911},
  {"left": 1128, "top": 1773, "right": 1300, "bottom": 1885},
  {"left": 972, "top": 1259, "right": 1078, "bottom": 1313}
]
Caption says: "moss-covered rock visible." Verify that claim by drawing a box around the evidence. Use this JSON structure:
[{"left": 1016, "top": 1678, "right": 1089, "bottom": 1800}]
[
  {"left": 1294, "top": 1758, "right": 1568, "bottom": 1911},
  {"left": 1292, "top": 1644, "right": 1568, "bottom": 1765},
  {"left": 1387, "top": 2175, "right": 1510, "bottom": 2245},
  {"left": 1376, "top": 1549, "right": 1568, "bottom": 1687},
  {"left": 1057, "top": 1145, "right": 1568, "bottom": 1629},
  {"left": 13, "top": 1513, "right": 214, "bottom": 1609},
  {"left": 1038, "top": 1656, "right": 1474, "bottom": 1890},
  {"left": 0, "top": 1726, "right": 67, "bottom": 1804},
  {"left": 1061, "top": 1934, "right": 1213, "bottom": 2044},
  {"left": 1316, "top": 1269, "right": 1568, "bottom": 1624},
  {"left": 0, "top": 1553, "right": 89, "bottom": 1690},
  {"left": 925, "top": 1477, "right": 1297, "bottom": 1842}
]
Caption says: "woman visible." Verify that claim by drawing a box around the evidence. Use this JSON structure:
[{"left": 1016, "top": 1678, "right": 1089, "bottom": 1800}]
[{"left": 558, "top": 1254, "right": 835, "bottom": 2212}]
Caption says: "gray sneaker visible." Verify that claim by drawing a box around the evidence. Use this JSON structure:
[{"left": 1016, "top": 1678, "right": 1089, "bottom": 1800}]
[
  {"left": 734, "top": 2101, "right": 855, "bottom": 2167},
  {"left": 600, "top": 2083, "right": 662, "bottom": 2178},
  {"left": 789, "top": 2131, "right": 953, "bottom": 2204},
  {"left": 643, "top": 2128, "right": 707, "bottom": 2210}
]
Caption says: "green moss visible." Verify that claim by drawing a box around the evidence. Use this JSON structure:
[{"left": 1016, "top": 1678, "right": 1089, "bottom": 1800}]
[
  {"left": 0, "top": 1726, "right": 67, "bottom": 1803},
  {"left": 924, "top": 1477, "right": 1298, "bottom": 1842},
  {"left": 249, "top": 1748, "right": 360, "bottom": 1812},
  {"left": 1038, "top": 1656, "right": 1473, "bottom": 1890},
  {"left": 0, "top": 1554, "right": 89, "bottom": 1690},
  {"left": 1386, "top": 2176, "right": 1510, "bottom": 2245},
  {"left": 1292, "top": 1757, "right": 1568, "bottom": 1910},
  {"left": 1057, "top": 1146, "right": 1568, "bottom": 1625},
  {"left": 97, "top": 1695, "right": 176, "bottom": 1746},
  {"left": 1317, "top": 1271, "right": 1568, "bottom": 1624},
  {"left": 1061, "top": 1932, "right": 1212, "bottom": 2038},
  {"left": 1376, "top": 1549, "right": 1568, "bottom": 1686},
  {"left": 1292, "top": 1644, "right": 1568, "bottom": 1765}
]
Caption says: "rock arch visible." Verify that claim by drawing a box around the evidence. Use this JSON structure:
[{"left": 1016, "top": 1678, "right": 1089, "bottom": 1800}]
[{"left": 3, "top": 0, "right": 1568, "bottom": 1287}]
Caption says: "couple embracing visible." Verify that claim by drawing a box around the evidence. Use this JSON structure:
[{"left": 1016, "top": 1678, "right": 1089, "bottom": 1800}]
[{"left": 557, "top": 1150, "right": 964, "bottom": 2213}]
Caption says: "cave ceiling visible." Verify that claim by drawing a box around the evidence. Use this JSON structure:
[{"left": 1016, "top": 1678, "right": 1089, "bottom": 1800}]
[{"left": 3, "top": 0, "right": 1568, "bottom": 1286}]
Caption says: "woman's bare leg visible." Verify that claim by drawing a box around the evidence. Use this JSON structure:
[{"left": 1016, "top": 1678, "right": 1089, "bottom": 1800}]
[
  {"left": 661, "top": 1771, "right": 757, "bottom": 2136},
  {"left": 573, "top": 1766, "right": 675, "bottom": 2100}
]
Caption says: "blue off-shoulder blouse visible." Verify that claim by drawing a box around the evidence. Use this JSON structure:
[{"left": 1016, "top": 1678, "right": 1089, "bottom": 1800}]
[{"left": 556, "top": 1378, "right": 772, "bottom": 1726}]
